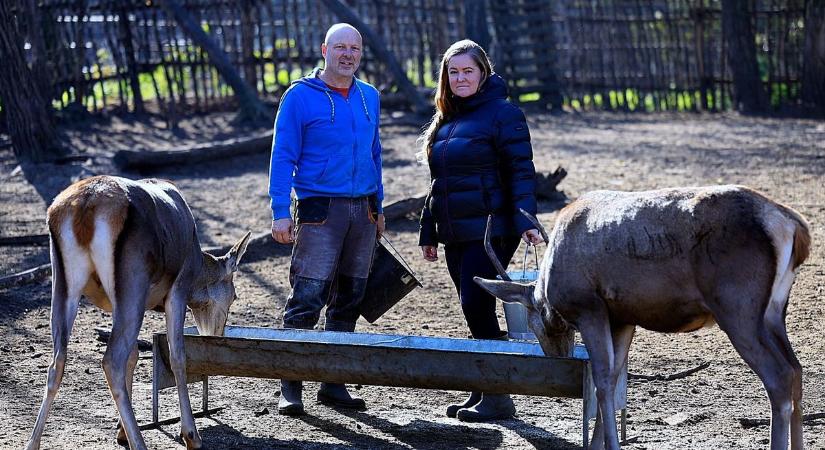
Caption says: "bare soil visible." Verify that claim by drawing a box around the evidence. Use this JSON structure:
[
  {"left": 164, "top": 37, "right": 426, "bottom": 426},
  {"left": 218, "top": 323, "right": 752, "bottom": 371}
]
[{"left": 1, "top": 110, "right": 823, "bottom": 450}]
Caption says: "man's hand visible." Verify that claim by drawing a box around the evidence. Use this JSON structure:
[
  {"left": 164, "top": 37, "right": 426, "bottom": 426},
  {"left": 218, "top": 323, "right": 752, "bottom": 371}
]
[
  {"left": 272, "top": 218, "right": 295, "bottom": 244},
  {"left": 421, "top": 245, "right": 438, "bottom": 262},
  {"left": 376, "top": 214, "right": 386, "bottom": 239}
]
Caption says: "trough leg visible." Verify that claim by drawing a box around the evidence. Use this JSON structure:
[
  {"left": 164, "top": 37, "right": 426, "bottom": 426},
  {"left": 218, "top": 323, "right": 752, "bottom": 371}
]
[
  {"left": 152, "top": 336, "right": 161, "bottom": 423},
  {"left": 202, "top": 377, "right": 209, "bottom": 414}
]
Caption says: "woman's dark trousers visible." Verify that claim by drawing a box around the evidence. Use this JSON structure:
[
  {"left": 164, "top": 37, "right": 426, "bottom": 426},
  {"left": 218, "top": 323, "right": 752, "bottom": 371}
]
[{"left": 443, "top": 235, "right": 520, "bottom": 421}]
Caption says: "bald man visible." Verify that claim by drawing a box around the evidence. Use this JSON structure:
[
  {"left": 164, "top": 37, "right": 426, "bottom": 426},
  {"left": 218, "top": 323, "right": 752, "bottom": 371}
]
[{"left": 268, "top": 23, "right": 384, "bottom": 416}]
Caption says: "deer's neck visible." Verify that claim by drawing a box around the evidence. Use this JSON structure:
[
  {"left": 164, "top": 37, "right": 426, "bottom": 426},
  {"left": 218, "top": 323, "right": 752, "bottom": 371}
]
[{"left": 188, "top": 252, "right": 221, "bottom": 306}]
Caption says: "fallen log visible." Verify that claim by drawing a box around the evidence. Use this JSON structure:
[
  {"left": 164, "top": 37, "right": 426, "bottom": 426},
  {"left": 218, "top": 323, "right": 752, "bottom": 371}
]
[
  {"left": 536, "top": 166, "right": 568, "bottom": 201},
  {"left": 628, "top": 362, "right": 711, "bottom": 382},
  {"left": 738, "top": 412, "right": 825, "bottom": 428},
  {"left": 0, "top": 234, "right": 48, "bottom": 246},
  {"left": 0, "top": 263, "right": 51, "bottom": 288},
  {"left": 94, "top": 327, "right": 153, "bottom": 352},
  {"left": 113, "top": 131, "right": 272, "bottom": 171},
  {"left": 383, "top": 194, "right": 427, "bottom": 221}
]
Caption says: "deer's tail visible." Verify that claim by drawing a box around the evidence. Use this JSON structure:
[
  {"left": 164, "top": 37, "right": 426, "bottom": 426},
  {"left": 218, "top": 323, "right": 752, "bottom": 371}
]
[
  {"left": 47, "top": 176, "right": 130, "bottom": 300},
  {"left": 783, "top": 206, "right": 811, "bottom": 270}
]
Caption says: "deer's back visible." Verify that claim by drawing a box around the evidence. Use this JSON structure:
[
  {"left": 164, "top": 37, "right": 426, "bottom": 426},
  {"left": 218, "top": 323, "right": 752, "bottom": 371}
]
[
  {"left": 47, "top": 176, "right": 201, "bottom": 310},
  {"left": 544, "top": 185, "right": 791, "bottom": 331}
]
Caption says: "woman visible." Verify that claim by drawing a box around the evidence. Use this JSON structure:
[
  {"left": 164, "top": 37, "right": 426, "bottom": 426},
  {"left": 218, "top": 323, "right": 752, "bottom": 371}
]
[{"left": 418, "top": 40, "right": 543, "bottom": 422}]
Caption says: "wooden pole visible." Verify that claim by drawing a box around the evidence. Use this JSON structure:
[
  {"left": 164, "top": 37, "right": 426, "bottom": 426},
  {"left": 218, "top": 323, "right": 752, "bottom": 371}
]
[
  {"left": 319, "top": 0, "right": 430, "bottom": 114},
  {"left": 158, "top": 0, "right": 269, "bottom": 122}
]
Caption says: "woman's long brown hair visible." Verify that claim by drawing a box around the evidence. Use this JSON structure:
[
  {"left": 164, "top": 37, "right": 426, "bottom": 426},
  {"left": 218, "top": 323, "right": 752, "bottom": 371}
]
[{"left": 418, "top": 40, "right": 493, "bottom": 159}]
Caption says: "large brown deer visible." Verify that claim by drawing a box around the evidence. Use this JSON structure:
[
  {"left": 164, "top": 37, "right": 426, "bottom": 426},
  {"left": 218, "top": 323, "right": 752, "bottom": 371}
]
[
  {"left": 475, "top": 185, "right": 810, "bottom": 450},
  {"left": 25, "top": 176, "right": 251, "bottom": 450}
]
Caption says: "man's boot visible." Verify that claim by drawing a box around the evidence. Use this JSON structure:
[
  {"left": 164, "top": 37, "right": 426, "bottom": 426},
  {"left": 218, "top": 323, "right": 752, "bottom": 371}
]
[
  {"left": 278, "top": 380, "right": 305, "bottom": 416},
  {"left": 455, "top": 393, "right": 516, "bottom": 422},
  {"left": 446, "top": 391, "right": 481, "bottom": 418},
  {"left": 317, "top": 317, "right": 367, "bottom": 410}
]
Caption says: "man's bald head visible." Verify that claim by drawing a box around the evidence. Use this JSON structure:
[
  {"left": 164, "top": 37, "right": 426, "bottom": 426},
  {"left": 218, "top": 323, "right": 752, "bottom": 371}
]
[
  {"left": 320, "top": 23, "right": 363, "bottom": 86},
  {"left": 324, "top": 23, "right": 362, "bottom": 46}
]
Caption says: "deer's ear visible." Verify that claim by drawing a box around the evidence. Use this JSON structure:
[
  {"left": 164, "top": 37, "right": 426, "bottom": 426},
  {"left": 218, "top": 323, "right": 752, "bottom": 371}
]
[
  {"left": 226, "top": 231, "right": 252, "bottom": 271},
  {"left": 473, "top": 276, "right": 535, "bottom": 310}
]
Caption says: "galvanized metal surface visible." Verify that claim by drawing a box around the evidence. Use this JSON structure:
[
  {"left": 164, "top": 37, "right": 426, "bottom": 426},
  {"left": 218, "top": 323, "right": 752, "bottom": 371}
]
[
  {"left": 151, "top": 326, "right": 627, "bottom": 448},
  {"left": 156, "top": 327, "right": 589, "bottom": 397}
]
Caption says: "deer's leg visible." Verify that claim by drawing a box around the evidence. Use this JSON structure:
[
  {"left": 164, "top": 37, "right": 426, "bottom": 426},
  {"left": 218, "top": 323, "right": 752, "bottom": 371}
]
[
  {"left": 26, "top": 238, "right": 85, "bottom": 450},
  {"left": 165, "top": 288, "right": 203, "bottom": 450},
  {"left": 588, "top": 323, "right": 635, "bottom": 450},
  {"left": 768, "top": 322, "right": 803, "bottom": 450},
  {"left": 576, "top": 309, "right": 621, "bottom": 450},
  {"left": 764, "top": 284, "right": 804, "bottom": 450},
  {"left": 102, "top": 265, "right": 149, "bottom": 450},
  {"left": 116, "top": 343, "right": 139, "bottom": 445},
  {"left": 714, "top": 306, "right": 794, "bottom": 450}
]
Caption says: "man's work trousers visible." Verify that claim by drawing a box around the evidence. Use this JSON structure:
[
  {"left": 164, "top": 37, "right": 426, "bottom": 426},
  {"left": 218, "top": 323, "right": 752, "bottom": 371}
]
[{"left": 283, "top": 197, "right": 378, "bottom": 331}]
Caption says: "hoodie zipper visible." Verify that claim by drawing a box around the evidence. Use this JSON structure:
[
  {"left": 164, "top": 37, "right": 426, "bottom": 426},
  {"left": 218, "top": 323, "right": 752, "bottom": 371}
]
[{"left": 346, "top": 91, "right": 356, "bottom": 197}]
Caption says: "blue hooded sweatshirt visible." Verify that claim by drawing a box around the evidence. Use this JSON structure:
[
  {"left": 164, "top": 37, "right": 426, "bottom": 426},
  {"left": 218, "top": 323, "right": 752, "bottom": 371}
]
[{"left": 268, "top": 68, "right": 383, "bottom": 220}]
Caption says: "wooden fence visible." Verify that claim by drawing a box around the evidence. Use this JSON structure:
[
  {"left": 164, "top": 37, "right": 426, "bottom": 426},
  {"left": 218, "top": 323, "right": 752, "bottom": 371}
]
[
  {"left": 9, "top": 0, "right": 813, "bottom": 121},
  {"left": 493, "top": 0, "right": 807, "bottom": 112}
]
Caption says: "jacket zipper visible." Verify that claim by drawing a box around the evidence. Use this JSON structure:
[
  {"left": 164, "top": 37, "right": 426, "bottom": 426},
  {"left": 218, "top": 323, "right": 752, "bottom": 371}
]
[{"left": 440, "top": 121, "right": 459, "bottom": 239}]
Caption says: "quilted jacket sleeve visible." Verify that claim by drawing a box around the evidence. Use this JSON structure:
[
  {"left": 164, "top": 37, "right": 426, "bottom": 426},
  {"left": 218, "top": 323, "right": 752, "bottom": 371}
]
[{"left": 494, "top": 103, "right": 538, "bottom": 235}]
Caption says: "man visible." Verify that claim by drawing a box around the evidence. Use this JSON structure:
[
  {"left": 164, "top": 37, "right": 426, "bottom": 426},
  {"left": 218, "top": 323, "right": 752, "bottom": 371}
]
[{"left": 268, "top": 23, "right": 385, "bottom": 416}]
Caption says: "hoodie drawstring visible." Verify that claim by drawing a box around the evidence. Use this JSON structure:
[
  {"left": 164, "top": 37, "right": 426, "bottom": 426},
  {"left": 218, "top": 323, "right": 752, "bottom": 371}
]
[
  {"left": 325, "top": 82, "right": 371, "bottom": 124},
  {"left": 355, "top": 83, "right": 371, "bottom": 123},
  {"left": 324, "top": 90, "right": 336, "bottom": 123}
]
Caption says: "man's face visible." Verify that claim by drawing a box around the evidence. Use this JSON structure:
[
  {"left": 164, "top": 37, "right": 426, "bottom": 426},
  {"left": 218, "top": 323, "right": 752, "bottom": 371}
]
[{"left": 322, "top": 28, "right": 362, "bottom": 81}]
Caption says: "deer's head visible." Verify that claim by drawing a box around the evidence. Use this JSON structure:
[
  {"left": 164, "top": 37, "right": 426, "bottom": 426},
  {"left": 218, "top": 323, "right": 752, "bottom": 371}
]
[
  {"left": 473, "top": 213, "right": 574, "bottom": 357},
  {"left": 191, "top": 232, "right": 251, "bottom": 336}
]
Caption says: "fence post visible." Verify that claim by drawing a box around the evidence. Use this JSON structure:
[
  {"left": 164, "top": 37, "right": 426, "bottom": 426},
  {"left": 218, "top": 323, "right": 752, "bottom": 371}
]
[
  {"left": 802, "top": 2, "right": 825, "bottom": 115},
  {"left": 721, "top": 0, "right": 768, "bottom": 113}
]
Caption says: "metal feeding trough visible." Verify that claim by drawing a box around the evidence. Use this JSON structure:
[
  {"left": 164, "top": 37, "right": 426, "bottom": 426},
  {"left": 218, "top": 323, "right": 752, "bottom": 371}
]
[{"left": 152, "top": 326, "right": 627, "bottom": 448}]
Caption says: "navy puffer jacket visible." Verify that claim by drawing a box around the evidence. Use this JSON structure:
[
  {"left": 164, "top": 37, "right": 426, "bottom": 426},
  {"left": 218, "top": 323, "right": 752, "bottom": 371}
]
[{"left": 418, "top": 74, "right": 537, "bottom": 246}]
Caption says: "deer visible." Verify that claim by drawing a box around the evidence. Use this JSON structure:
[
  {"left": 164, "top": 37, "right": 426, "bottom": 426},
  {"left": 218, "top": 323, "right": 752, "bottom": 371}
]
[
  {"left": 474, "top": 185, "right": 811, "bottom": 450},
  {"left": 25, "top": 175, "right": 251, "bottom": 450}
]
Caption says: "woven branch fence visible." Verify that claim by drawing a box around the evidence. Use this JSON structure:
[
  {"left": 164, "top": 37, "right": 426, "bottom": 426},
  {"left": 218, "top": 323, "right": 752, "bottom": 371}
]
[{"left": 3, "top": 0, "right": 814, "bottom": 124}]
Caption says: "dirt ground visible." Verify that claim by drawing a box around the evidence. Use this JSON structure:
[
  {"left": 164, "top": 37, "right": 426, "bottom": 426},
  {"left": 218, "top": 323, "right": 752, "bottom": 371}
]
[{"left": 1, "top": 110, "right": 823, "bottom": 450}]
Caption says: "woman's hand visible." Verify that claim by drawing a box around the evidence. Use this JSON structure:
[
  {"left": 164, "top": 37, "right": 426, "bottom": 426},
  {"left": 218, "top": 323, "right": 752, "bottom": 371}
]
[
  {"left": 421, "top": 245, "right": 438, "bottom": 262},
  {"left": 522, "top": 228, "right": 544, "bottom": 245}
]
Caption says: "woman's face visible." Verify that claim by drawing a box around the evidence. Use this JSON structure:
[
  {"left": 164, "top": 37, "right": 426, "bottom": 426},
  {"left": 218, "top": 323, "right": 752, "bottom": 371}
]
[{"left": 447, "top": 53, "right": 482, "bottom": 98}]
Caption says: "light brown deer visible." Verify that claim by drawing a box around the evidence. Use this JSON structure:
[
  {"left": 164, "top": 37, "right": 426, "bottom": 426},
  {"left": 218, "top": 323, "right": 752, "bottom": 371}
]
[
  {"left": 475, "top": 185, "right": 810, "bottom": 450},
  {"left": 25, "top": 175, "right": 251, "bottom": 450}
]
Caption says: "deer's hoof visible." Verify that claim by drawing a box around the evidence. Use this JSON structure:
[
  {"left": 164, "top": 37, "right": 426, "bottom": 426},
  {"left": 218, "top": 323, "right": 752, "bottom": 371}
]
[
  {"left": 182, "top": 430, "right": 204, "bottom": 450},
  {"left": 115, "top": 425, "right": 128, "bottom": 447}
]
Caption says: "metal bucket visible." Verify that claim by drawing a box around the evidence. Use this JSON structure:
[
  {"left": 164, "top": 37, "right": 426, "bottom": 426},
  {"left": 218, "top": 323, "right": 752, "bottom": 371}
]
[
  {"left": 502, "top": 270, "right": 539, "bottom": 340},
  {"left": 359, "top": 236, "right": 423, "bottom": 323}
]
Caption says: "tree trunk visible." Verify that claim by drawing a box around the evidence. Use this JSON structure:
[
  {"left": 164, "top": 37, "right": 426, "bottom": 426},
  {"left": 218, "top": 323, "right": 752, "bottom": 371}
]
[
  {"left": 802, "top": 1, "right": 825, "bottom": 115},
  {"left": 721, "top": 0, "right": 768, "bottom": 113},
  {"left": 240, "top": 2, "right": 258, "bottom": 92},
  {"left": 159, "top": 0, "right": 268, "bottom": 123},
  {"left": 463, "top": 0, "right": 491, "bottom": 50},
  {"left": 119, "top": 6, "right": 145, "bottom": 113},
  {"left": 0, "top": 1, "right": 63, "bottom": 162},
  {"left": 320, "top": 0, "right": 431, "bottom": 114}
]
